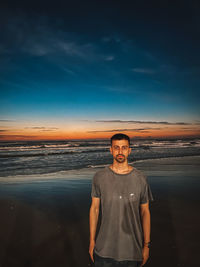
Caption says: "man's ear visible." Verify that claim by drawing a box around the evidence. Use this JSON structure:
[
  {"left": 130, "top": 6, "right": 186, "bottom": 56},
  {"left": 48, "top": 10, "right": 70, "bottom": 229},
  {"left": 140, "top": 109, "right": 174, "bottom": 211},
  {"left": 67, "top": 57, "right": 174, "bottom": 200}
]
[
  {"left": 109, "top": 146, "right": 112, "bottom": 154},
  {"left": 128, "top": 147, "right": 131, "bottom": 154}
]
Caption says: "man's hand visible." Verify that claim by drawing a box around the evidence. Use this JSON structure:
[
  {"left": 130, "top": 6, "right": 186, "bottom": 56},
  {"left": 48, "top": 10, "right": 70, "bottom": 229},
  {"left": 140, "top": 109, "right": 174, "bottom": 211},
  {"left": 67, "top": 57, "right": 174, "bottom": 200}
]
[
  {"left": 141, "top": 246, "right": 149, "bottom": 266},
  {"left": 89, "top": 240, "right": 95, "bottom": 262}
]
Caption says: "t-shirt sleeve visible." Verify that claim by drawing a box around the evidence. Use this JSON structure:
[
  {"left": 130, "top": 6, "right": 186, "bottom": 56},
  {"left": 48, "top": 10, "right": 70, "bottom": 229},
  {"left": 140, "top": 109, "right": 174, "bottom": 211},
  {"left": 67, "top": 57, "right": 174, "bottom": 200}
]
[
  {"left": 140, "top": 176, "right": 154, "bottom": 204},
  {"left": 91, "top": 173, "right": 101, "bottom": 198}
]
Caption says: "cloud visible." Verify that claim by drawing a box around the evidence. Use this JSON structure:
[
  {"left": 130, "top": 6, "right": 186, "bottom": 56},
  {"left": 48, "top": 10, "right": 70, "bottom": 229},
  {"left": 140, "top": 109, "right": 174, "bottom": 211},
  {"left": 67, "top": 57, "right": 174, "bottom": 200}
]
[
  {"left": 0, "top": 135, "right": 38, "bottom": 139},
  {"left": 22, "top": 37, "right": 90, "bottom": 59},
  {"left": 24, "top": 127, "right": 46, "bottom": 129},
  {"left": 0, "top": 13, "right": 127, "bottom": 68},
  {"left": 131, "top": 64, "right": 179, "bottom": 77},
  {"left": 94, "top": 120, "right": 191, "bottom": 125},
  {"left": 24, "top": 127, "right": 58, "bottom": 131},
  {"left": 131, "top": 68, "right": 156, "bottom": 74},
  {"left": 0, "top": 119, "right": 15, "bottom": 122},
  {"left": 1, "top": 13, "right": 100, "bottom": 61},
  {"left": 193, "top": 120, "right": 200, "bottom": 124},
  {"left": 104, "top": 56, "right": 115, "bottom": 61},
  {"left": 39, "top": 129, "right": 58, "bottom": 132},
  {"left": 87, "top": 127, "right": 160, "bottom": 133},
  {"left": 24, "top": 127, "right": 58, "bottom": 129},
  {"left": 87, "top": 128, "right": 152, "bottom": 133},
  {"left": 61, "top": 67, "right": 76, "bottom": 75},
  {"left": 23, "top": 42, "right": 52, "bottom": 56},
  {"left": 177, "top": 128, "right": 200, "bottom": 132},
  {"left": 55, "top": 41, "right": 102, "bottom": 61},
  {"left": 1, "top": 13, "right": 115, "bottom": 64}
]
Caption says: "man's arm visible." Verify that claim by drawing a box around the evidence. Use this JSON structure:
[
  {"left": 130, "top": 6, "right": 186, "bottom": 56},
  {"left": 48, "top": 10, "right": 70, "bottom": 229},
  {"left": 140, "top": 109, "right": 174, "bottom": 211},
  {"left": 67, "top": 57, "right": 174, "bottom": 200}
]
[
  {"left": 89, "top": 197, "right": 100, "bottom": 262},
  {"left": 140, "top": 202, "right": 151, "bottom": 266}
]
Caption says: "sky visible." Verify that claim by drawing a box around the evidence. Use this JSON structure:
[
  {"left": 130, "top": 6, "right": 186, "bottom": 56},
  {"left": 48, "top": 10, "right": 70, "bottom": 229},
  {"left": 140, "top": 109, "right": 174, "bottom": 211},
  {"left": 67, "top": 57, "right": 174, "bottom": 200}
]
[{"left": 0, "top": 0, "right": 200, "bottom": 141}]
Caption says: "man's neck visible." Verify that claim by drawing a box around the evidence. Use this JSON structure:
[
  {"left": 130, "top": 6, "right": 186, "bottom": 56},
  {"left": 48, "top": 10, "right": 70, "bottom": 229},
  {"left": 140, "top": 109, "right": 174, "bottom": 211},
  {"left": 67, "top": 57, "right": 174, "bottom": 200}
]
[{"left": 110, "top": 160, "right": 133, "bottom": 174}]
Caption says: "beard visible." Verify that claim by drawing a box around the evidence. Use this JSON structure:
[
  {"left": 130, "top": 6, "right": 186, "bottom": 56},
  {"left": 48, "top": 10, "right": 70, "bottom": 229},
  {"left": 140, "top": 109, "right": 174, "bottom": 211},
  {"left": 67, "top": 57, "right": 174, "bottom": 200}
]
[{"left": 115, "top": 154, "right": 126, "bottom": 163}]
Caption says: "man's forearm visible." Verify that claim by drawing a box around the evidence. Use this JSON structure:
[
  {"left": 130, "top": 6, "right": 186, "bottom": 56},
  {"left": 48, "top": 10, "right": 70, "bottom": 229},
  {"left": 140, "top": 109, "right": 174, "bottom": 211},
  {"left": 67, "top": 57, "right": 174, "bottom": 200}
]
[
  {"left": 141, "top": 208, "right": 151, "bottom": 244},
  {"left": 89, "top": 207, "right": 99, "bottom": 242}
]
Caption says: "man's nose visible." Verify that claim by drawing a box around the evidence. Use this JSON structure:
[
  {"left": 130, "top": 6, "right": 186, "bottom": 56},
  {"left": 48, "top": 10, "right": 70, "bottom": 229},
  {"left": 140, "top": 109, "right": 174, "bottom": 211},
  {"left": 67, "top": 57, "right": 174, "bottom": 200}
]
[{"left": 119, "top": 147, "right": 123, "bottom": 154}]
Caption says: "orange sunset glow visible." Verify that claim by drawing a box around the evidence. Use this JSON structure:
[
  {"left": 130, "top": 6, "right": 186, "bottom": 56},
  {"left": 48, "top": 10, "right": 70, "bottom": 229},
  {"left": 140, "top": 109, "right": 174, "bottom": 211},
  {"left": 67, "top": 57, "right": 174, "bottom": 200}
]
[{"left": 0, "top": 120, "right": 200, "bottom": 141}]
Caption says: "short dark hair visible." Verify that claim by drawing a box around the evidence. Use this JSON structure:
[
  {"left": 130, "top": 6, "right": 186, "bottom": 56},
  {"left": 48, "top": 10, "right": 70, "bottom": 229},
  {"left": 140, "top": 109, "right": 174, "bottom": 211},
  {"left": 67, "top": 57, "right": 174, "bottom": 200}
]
[{"left": 110, "top": 133, "right": 130, "bottom": 146}]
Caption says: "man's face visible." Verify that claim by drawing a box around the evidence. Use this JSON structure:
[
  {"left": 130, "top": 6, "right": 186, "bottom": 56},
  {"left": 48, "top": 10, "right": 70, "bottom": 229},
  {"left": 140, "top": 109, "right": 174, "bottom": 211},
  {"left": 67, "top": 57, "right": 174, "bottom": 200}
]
[{"left": 110, "top": 139, "right": 131, "bottom": 163}]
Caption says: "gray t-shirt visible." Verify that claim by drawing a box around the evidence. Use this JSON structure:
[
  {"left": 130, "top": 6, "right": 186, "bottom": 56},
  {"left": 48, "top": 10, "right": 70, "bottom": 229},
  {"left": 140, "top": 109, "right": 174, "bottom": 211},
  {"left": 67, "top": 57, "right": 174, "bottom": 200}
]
[{"left": 91, "top": 166, "right": 154, "bottom": 261}]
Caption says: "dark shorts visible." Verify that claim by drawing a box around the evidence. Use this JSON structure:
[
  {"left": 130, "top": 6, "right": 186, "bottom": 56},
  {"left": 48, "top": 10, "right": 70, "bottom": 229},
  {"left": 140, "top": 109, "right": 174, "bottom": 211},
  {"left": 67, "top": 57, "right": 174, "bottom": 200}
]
[{"left": 94, "top": 252, "right": 142, "bottom": 267}]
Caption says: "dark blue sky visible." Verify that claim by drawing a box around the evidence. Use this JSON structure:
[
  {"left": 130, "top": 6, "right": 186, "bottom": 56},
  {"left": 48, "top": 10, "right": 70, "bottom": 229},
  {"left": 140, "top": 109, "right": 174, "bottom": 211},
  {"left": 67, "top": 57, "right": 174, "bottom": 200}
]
[{"left": 0, "top": 0, "right": 200, "bottom": 140}]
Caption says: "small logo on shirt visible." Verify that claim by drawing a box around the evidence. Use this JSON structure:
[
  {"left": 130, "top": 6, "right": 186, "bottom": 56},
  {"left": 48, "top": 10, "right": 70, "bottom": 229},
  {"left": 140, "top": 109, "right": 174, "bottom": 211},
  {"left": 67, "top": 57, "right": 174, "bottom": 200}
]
[{"left": 119, "top": 193, "right": 135, "bottom": 200}]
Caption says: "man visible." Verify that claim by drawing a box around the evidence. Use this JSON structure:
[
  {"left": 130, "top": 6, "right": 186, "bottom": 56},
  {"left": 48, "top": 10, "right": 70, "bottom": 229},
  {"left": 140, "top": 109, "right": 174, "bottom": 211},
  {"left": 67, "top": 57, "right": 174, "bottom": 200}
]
[{"left": 89, "top": 133, "right": 154, "bottom": 267}]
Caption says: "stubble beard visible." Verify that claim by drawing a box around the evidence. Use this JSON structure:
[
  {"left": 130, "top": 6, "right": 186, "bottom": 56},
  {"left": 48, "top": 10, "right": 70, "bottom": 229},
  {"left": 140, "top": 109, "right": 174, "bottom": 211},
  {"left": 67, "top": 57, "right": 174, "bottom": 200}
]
[{"left": 115, "top": 154, "right": 126, "bottom": 163}]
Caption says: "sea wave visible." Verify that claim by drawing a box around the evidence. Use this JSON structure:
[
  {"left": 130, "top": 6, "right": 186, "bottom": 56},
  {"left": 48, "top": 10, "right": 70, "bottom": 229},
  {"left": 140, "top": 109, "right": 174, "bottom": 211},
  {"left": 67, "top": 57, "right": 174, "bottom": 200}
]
[
  {"left": 0, "top": 138, "right": 200, "bottom": 178},
  {"left": 0, "top": 148, "right": 108, "bottom": 158},
  {"left": 0, "top": 155, "right": 199, "bottom": 183}
]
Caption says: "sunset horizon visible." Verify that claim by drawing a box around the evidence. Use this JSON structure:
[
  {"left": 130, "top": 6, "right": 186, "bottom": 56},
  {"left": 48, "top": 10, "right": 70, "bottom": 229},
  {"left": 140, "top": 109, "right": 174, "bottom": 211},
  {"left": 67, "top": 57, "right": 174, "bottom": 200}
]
[{"left": 1, "top": 119, "right": 200, "bottom": 141}]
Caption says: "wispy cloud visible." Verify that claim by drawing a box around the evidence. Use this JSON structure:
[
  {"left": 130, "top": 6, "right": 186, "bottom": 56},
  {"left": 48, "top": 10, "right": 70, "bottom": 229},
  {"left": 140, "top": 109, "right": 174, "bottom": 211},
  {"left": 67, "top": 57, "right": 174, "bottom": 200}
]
[
  {"left": 61, "top": 67, "right": 76, "bottom": 76},
  {"left": 87, "top": 128, "right": 152, "bottom": 133},
  {"left": 131, "top": 68, "right": 156, "bottom": 74},
  {"left": 177, "top": 128, "right": 200, "bottom": 132},
  {"left": 39, "top": 129, "right": 58, "bottom": 132},
  {"left": 1, "top": 13, "right": 142, "bottom": 69},
  {"left": 23, "top": 42, "right": 52, "bottom": 56},
  {"left": 131, "top": 64, "right": 179, "bottom": 77},
  {"left": 24, "top": 127, "right": 58, "bottom": 130},
  {"left": 0, "top": 135, "right": 38, "bottom": 139},
  {"left": 1, "top": 13, "right": 103, "bottom": 62},
  {"left": 104, "top": 55, "right": 115, "bottom": 61},
  {"left": 94, "top": 120, "right": 191, "bottom": 125},
  {"left": 193, "top": 120, "right": 200, "bottom": 124},
  {"left": 24, "top": 127, "right": 46, "bottom": 129},
  {"left": 22, "top": 37, "right": 95, "bottom": 60},
  {"left": 0, "top": 119, "right": 15, "bottom": 122}
]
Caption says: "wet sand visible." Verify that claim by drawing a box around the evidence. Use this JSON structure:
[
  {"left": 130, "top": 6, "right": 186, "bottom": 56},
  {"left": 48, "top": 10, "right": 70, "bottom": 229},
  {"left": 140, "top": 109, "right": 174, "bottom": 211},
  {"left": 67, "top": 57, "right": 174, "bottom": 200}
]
[{"left": 0, "top": 155, "right": 200, "bottom": 267}]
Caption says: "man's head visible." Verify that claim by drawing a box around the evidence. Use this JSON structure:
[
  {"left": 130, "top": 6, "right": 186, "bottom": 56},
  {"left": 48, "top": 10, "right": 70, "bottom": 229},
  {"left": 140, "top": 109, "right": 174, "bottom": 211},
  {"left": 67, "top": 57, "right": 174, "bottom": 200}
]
[
  {"left": 110, "top": 133, "right": 131, "bottom": 163},
  {"left": 110, "top": 133, "right": 130, "bottom": 147}
]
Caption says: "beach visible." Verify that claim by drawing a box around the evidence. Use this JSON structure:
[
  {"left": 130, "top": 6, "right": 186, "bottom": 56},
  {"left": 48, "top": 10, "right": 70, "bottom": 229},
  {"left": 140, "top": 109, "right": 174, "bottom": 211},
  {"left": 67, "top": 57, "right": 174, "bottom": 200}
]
[{"left": 0, "top": 155, "right": 200, "bottom": 267}]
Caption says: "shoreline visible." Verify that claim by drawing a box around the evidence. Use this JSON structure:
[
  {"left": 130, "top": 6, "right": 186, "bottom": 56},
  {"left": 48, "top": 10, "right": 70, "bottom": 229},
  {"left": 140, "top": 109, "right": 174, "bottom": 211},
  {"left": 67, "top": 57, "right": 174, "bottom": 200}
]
[{"left": 0, "top": 154, "right": 199, "bottom": 183}]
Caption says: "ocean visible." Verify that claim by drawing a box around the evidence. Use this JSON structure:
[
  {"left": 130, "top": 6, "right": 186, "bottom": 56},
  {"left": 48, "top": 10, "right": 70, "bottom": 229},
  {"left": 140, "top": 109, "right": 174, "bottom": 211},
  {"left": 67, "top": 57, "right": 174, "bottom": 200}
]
[{"left": 0, "top": 137, "right": 200, "bottom": 178}]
